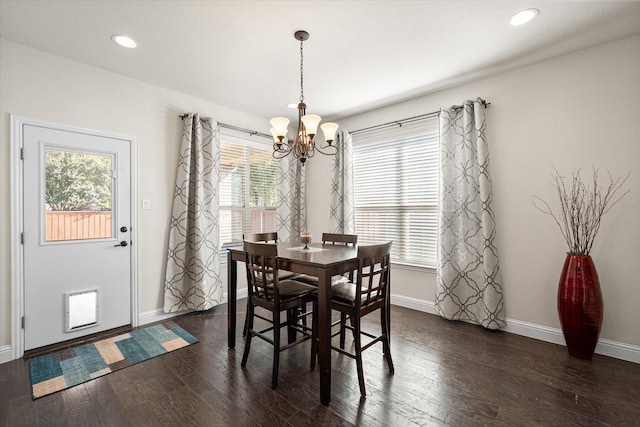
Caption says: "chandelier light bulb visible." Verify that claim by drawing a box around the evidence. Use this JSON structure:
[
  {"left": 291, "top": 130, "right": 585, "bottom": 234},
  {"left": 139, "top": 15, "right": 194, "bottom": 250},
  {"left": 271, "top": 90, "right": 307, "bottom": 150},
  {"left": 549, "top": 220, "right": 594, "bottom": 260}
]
[
  {"left": 270, "top": 128, "right": 284, "bottom": 147},
  {"left": 269, "top": 117, "right": 289, "bottom": 141},
  {"left": 320, "top": 122, "right": 339, "bottom": 144},
  {"left": 301, "top": 114, "right": 321, "bottom": 137}
]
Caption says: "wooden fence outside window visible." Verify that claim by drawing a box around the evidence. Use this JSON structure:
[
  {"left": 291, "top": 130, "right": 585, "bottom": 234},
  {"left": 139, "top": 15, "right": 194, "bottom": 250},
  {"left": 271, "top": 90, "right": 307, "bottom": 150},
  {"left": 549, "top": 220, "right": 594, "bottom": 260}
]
[{"left": 45, "top": 211, "right": 112, "bottom": 241}]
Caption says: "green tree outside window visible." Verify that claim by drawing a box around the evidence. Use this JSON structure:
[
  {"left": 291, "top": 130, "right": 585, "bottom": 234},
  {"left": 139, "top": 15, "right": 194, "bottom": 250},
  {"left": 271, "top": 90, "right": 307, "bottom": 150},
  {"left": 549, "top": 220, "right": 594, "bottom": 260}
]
[{"left": 45, "top": 150, "right": 113, "bottom": 211}]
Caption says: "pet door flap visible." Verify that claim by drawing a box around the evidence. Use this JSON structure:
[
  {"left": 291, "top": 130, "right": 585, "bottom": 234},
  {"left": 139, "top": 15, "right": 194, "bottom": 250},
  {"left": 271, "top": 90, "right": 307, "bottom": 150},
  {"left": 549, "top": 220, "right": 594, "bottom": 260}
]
[{"left": 65, "top": 288, "right": 100, "bottom": 332}]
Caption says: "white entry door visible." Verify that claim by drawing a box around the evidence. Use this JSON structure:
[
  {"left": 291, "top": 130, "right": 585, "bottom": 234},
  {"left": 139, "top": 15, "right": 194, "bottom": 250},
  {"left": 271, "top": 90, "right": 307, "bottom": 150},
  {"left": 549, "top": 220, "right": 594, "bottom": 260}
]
[{"left": 22, "top": 124, "right": 132, "bottom": 351}]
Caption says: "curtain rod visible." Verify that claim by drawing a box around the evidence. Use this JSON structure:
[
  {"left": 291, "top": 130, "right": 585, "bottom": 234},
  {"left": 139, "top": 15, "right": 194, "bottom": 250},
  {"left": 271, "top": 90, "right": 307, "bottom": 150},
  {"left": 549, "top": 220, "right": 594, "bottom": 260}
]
[
  {"left": 349, "top": 98, "right": 490, "bottom": 136},
  {"left": 179, "top": 114, "right": 271, "bottom": 139}
]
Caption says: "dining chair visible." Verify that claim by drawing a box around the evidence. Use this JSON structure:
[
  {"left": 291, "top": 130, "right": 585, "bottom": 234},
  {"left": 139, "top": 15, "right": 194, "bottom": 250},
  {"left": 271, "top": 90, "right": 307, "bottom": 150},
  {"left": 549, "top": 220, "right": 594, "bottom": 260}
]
[
  {"left": 242, "top": 232, "right": 300, "bottom": 336},
  {"left": 244, "top": 232, "right": 300, "bottom": 282},
  {"left": 310, "top": 241, "right": 394, "bottom": 397},
  {"left": 295, "top": 232, "right": 358, "bottom": 286},
  {"left": 241, "top": 240, "right": 316, "bottom": 389},
  {"left": 296, "top": 233, "right": 358, "bottom": 348}
]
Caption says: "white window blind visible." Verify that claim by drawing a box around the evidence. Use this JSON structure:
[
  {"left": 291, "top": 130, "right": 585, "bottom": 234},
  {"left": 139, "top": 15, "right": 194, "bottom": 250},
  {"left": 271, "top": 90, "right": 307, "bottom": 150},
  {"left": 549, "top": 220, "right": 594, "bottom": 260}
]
[
  {"left": 219, "top": 136, "right": 278, "bottom": 249},
  {"left": 352, "top": 116, "right": 439, "bottom": 268}
]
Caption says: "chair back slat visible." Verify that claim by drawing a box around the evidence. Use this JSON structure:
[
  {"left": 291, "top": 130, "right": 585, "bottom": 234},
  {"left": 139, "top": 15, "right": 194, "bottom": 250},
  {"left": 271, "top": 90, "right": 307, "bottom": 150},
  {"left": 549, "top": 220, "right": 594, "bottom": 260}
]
[
  {"left": 244, "top": 232, "right": 279, "bottom": 243},
  {"left": 322, "top": 232, "right": 358, "bottom": 246},
  {"left": 356, "top": 242, "right": 392, "bottom": 308},
  {"left": 244, "top": 241, "right": 279, "bottom": 302}
]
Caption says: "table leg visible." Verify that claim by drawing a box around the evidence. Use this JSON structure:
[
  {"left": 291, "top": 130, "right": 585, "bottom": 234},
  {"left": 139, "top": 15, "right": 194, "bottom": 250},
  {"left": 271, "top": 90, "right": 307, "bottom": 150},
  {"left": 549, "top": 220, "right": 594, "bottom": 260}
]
[
  {"left": 317, "top": 270, "right": 331, "bottom": 406},
  {"left": 227, "top": 254, "right": 237, "bottom": 349}
]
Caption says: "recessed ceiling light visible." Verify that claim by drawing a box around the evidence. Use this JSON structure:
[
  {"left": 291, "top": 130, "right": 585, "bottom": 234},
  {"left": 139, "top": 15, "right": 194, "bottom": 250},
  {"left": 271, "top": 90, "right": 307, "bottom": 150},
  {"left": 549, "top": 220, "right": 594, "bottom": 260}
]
[
  {"left": 287, "top": 103, "right": 298, "bottom": 109},
  {"left": 510, "top": 8, "right": 539, "bottom": 26},
  {"left": 111, "top": 34, "right": 137, "bottom": 48}
]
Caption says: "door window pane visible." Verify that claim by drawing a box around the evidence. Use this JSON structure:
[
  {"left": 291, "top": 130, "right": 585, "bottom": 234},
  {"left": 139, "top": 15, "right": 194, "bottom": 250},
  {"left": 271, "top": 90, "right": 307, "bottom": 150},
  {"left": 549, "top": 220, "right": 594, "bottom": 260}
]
[{"left": 44, "top": 148, "right": 114, "bottom": 241}]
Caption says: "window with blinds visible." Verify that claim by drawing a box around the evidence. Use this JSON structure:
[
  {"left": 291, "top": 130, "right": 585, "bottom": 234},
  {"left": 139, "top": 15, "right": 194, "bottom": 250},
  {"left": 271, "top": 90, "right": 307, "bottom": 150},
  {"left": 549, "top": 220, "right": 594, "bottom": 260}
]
[
  {"left": 352, "top": 116, "right": 439, "bottom": 268},
  {"left": 219, "top": 137, "right": 278, "bottom": 250}
]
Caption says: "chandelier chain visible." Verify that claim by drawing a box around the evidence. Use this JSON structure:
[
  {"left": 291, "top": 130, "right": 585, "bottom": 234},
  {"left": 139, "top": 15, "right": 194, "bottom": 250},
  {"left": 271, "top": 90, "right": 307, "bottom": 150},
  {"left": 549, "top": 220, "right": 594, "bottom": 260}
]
[{"left": 299, "top": 38, "right": 304, "bottom": 103}]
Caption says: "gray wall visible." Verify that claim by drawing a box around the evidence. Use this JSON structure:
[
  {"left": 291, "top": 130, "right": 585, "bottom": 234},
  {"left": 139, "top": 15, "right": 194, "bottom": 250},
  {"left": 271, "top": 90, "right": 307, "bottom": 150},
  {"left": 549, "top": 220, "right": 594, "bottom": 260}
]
[{"left": 307, "top": 34, "right": 640, "bottom": 351}]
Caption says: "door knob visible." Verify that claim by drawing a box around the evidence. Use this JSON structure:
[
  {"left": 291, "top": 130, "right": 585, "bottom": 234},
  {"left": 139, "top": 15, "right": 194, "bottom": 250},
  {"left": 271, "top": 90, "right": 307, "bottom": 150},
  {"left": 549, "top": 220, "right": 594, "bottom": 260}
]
[{"left": 114, "top": 240, "right": 129, "bottom": 247}]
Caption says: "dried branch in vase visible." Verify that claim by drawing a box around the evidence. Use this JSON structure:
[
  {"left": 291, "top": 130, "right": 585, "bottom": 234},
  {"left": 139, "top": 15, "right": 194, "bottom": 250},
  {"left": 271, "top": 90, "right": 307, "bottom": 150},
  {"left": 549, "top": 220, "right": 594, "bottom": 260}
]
[{"left": 532, "top": 167, "right": 630, "bottom": 256}]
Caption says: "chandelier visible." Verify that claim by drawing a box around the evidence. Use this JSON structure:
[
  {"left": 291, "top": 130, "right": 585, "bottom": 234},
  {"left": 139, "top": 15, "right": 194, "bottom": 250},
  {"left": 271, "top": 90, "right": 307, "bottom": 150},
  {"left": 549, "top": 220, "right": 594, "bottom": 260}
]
[{"left": 270, "top": 30, "right": 338, "bottom": 165}]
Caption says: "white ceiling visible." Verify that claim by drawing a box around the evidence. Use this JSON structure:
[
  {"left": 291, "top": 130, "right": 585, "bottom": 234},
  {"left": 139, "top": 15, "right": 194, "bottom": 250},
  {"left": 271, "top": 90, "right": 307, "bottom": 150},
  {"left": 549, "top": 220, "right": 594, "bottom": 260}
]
[{"left": 2, "top": 1, "right": 640, "bottom": 123}]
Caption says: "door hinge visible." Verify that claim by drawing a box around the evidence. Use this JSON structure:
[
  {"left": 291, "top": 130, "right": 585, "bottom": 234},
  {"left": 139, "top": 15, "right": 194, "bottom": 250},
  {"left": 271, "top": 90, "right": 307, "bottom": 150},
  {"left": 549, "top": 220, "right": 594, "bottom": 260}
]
[
  {"left": 21, "top": 316, "right": 25, "bottom": 329},
  {"left": 20, "top": 147, "right": 24, "bottom": 160},
  {"left": 21, "top": 232, "right": 24, "bottom": 244}
]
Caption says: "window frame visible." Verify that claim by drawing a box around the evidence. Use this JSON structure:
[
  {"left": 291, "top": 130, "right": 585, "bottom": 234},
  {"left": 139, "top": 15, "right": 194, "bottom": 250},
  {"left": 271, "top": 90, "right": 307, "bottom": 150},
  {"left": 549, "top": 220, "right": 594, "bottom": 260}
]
[
  {"left": 351, "top": 117, "right": 439, "bottom": 270},
  {"left": 218, "top": 130, "right": 277, "bottom": 253}
]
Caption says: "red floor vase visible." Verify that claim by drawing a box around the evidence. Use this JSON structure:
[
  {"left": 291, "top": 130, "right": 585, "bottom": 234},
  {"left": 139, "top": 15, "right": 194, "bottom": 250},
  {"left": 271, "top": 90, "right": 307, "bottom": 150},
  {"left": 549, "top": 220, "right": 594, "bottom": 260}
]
[{"left": 557, "top": 254, "right": 603, "bottom": 360}]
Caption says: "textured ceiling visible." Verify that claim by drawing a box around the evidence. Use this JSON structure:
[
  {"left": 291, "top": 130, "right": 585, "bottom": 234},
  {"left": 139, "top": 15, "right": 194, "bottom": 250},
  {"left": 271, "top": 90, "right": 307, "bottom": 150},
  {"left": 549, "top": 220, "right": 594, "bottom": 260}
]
[{"left": 2, "top": 0, "right": 640, "bottom": 122}]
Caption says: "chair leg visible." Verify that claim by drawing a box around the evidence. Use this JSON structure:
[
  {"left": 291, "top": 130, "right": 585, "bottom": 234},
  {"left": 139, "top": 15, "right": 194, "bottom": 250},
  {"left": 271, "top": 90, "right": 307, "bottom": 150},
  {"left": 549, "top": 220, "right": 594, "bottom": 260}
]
[
  {"left": 286, "top": 308, "right": 297, "bottom": 344},
  {"left": 384, "top": 293, "right": 392, "bottom": 356},
  {"left": 339, "top": 313, "right": 347, "bottom": 349},
  {"left": 310, "top": 299, "right": 318, "bottom": 370},
  {"left": 299, "top": 301, "right": 308, "bottom": 329},
  {"left": 241, "top": 302, "right": 254, "bottom": 367},
  {"left": 381, "top": 305, "right": 395, "bottom": 373},
  {"left": 272, "top": 309, "right": 281, "bottom": 389},
  {"left": 352, "top": 313, "right": 366, "bottom": 397},
  {"left": 242, "top": 298, "right": 250, "bottom": 336}
]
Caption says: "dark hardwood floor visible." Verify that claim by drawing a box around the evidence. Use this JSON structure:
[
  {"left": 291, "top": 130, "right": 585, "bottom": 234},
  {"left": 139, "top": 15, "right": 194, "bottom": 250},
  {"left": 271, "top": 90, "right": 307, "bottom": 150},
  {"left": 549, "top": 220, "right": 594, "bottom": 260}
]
[{"left": 2, "top": 303, "right": 639, "bottom": 426}]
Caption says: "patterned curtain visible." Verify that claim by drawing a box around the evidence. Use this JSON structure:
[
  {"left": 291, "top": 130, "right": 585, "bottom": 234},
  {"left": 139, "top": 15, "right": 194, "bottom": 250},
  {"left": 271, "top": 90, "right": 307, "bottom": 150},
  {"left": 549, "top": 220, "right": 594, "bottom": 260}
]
[
  {"left": 435, "top": 99, "right": 505, "bottom": 329},
  {"left": 329, "top": 131, "right": 355, "bottom": 234},
  {"left": 163, "top": 114, "right": 223, "bottom": 313},
  {"left": 276, "top": 155, "right": 306, "bottom": 241}
]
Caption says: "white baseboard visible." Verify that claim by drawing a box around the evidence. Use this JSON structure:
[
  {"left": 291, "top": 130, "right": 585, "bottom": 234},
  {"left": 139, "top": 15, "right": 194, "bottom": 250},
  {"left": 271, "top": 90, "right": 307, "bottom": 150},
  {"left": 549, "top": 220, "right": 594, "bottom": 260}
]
[
  {"left": 138, "top": 308, "right": 184, "bottom": 326},
  {"left": 3, "top": 291, "right": 636, "bottom": 365},
  {"left": 593, "top": 338, "right": 640, "bottom": 364},
  {"left": 0, "top": 345, "right": 12, "bottom": 364},
  {"left": 137, "top": 288, "right": 249, "bottom": 327},
  {"left": 232, "top": 288, "right": 249, "bottom": 301},
  {"left": 390, "top": 293, "right": 640, "bottom": 364},
  {"left": 390, "top": 294, "right": 437, "bottom": 314}
]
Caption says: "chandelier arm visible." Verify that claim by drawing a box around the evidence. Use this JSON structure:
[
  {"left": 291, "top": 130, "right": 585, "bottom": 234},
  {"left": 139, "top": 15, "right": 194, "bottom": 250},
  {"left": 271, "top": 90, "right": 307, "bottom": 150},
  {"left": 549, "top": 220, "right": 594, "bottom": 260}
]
[
  {"left": 315, "top": 144, "right": 339, "bottom": 156},
  {"left": 273, "top": 145, "right": 294, "bottom": 160},
  {"left": 305, "top": 140, "right": 316, "bottom": 159},
  {"left": 273, "top": 143, "right": 291, "bottom": 153}
]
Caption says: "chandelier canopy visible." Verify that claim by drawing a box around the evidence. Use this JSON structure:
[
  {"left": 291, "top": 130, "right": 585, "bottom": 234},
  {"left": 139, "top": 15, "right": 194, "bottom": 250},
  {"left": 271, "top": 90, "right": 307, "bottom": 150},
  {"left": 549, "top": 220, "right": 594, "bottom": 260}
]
[{"left": 270, "top": 30, "right": 338, "bottom": 165}]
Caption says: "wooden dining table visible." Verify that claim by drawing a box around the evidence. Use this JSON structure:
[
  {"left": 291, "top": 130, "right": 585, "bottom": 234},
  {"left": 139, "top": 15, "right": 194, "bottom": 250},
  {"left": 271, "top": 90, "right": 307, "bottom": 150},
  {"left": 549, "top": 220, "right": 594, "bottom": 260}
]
[{"left": 226, "top": 241, "right": 358, "bottom": 406}]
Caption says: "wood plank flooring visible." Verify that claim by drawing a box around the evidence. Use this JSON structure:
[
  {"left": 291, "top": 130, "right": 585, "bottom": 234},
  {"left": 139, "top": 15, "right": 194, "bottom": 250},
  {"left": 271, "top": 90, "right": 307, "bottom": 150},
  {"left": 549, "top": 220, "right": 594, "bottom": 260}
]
[{"left": 2, "top": 303, "right": 639, "bottom": 426}]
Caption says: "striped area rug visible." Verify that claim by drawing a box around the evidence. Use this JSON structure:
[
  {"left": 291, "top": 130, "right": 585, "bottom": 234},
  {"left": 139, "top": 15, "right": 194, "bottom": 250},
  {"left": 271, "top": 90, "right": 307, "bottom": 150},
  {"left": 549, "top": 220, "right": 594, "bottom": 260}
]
[{"left": 29, "top": 321, "right": 198, "bottom": 399}]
